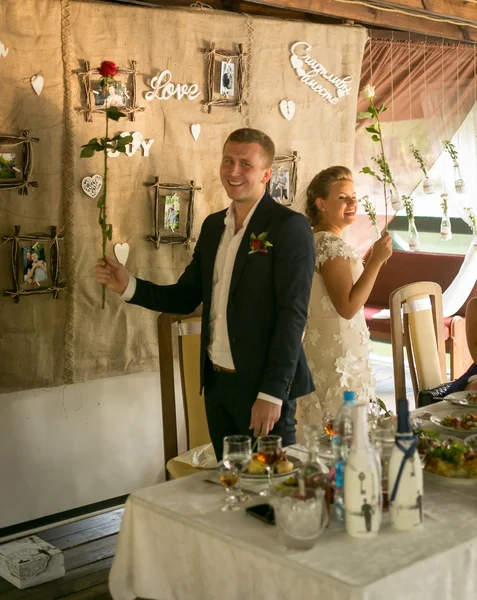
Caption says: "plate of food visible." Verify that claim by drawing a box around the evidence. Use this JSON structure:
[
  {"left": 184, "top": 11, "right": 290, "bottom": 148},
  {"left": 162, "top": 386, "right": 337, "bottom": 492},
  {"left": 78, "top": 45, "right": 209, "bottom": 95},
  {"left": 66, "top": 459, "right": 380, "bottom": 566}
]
[
  {"left": 417, "top": 429, "right": 462, "bottom": 455},
  {"left": 423, "top": 438, "right": 477, "bottom": 482},
  {"left": 443, "top": 391, "right": 477, "bottom": 408},
  {"left": 241, "top": 454, "right": 301, "bottom": 480},
  {"left": 464, "top": 433, "right": 477, "bottom": 451},
  {"left": 429, "top": 410, "right": 477, "bottom": 432}
]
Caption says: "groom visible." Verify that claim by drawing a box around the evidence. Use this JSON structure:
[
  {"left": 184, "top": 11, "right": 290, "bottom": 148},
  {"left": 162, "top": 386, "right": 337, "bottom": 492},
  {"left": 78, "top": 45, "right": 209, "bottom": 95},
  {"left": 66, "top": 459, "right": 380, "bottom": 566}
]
[{"left": 94, "top": 128, "right": 316, "bottom": 459}]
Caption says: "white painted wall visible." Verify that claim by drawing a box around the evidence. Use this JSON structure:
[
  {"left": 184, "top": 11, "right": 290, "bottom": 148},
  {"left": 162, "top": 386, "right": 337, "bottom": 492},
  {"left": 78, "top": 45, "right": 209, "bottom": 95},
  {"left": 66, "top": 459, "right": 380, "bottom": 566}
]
[{"left": 0, "top": 372, "right": 165, "bottom": 529}]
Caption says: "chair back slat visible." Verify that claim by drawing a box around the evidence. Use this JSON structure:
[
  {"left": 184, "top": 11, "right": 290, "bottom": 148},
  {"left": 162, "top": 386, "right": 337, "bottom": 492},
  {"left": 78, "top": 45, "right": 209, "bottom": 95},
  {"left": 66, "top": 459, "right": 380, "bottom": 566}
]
[{"left": 390, "top": 282, "right": 447, "bottom": 408}]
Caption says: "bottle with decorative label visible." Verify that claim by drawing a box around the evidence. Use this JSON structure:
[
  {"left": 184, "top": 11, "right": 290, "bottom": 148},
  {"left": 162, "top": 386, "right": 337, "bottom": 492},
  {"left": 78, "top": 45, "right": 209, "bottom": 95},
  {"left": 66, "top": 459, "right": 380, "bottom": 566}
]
[
  {"left": 344, "top": 404, "right": 382, "bottom": 538},
  {"left": 454, "top": 164, "right": 465, "bottom": 194},
  {"left": 422, "top": 176, "right": 434, "bottom": 195},
  {"left": 388, "top": 399, "right": 423, "bottom": 531}
]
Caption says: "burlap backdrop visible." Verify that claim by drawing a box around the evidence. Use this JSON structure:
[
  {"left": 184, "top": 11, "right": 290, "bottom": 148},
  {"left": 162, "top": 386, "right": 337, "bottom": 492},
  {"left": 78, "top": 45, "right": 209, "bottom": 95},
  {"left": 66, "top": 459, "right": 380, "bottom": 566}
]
[{"left": 0, "top": 0, "right": 367, "bottom": 393}]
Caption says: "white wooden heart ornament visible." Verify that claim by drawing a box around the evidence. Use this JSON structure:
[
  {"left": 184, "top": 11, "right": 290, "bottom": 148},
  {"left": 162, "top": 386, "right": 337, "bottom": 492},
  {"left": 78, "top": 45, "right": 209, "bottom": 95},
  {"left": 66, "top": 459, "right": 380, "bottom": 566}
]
[
  {"left": 81, "top": 174, "right": 103, "bottom": 198},
  {"left": 191, "top": 123, "right": 201, "bottom": 141},
  {"left": 31, "top": 74, "right": 44, "bottom": 96},
  {"left": 114, "top": 243, "right": 129, "bottom": 266},
  {"left": 279, "top": 100, "right": 295, "bottom": 121}
]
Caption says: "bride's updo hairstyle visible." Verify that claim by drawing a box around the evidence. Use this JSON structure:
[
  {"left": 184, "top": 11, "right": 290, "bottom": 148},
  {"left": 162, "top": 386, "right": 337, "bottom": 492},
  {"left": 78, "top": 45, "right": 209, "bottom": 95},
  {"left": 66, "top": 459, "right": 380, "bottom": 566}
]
[{"left": 305, "top": 166, "right": 353, "bottom": 226}]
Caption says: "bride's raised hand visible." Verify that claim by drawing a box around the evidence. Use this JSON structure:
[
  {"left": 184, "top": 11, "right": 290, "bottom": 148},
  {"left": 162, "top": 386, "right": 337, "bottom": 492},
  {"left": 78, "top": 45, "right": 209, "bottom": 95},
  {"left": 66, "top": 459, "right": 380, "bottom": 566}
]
[{"left": 369, "top": 232, "right": 392, "bottom": 266}]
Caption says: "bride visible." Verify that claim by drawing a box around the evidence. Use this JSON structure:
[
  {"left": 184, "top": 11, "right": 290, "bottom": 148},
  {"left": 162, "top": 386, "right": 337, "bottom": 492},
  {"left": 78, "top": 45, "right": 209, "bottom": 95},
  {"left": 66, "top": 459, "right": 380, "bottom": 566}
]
[{"left": 300, "top": 166, "right": 392, "bottom": 427}]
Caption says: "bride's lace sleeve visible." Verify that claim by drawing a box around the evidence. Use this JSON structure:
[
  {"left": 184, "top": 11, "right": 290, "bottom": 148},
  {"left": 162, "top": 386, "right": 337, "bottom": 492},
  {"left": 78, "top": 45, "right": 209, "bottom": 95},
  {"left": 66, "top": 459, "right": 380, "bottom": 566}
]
[{"left": 315, "top": 232, "right": 360, "bottom": 267}]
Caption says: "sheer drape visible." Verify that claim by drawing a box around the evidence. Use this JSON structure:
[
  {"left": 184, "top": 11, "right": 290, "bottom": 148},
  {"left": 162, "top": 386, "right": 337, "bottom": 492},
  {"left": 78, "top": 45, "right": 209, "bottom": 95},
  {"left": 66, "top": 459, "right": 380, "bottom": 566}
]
[{"left": 350, "top": 38, "right": 477, "bottom": 261}]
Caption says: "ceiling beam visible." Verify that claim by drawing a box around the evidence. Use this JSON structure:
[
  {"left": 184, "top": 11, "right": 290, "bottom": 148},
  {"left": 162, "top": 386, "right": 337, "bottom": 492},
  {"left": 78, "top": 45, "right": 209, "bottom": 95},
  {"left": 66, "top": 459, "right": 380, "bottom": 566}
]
[{"left": 241, "top": 0, "right": 477, "bottom": 43}]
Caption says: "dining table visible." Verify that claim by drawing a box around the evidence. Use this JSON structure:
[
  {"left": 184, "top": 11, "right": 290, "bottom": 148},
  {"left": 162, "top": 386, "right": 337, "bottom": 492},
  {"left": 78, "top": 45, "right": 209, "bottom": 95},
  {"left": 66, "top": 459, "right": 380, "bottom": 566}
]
[{"left": 109, "top": 401, "right": 477, "bottom": 600}]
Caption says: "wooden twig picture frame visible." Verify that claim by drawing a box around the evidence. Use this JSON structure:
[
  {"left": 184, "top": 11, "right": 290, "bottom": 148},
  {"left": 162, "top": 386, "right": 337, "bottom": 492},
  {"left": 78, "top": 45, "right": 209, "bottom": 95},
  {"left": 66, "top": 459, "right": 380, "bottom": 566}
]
[
  {"left": 0, "top": 131, "right": 39, "bottom": 195},
  {"left": 267, "top": 151, "right": 300, "bottom": 207},
  {"left": 75, "top": 60, "right": 145, "bottom": 123},
  {"left": 145, "top": 178, "right": 201, "bottom": 249},
  {"left": 203, "top": 42, "right": 247, "bottom": 113},
  {"left": 2, "top": 226, "right": 66, "bottom": 303}
]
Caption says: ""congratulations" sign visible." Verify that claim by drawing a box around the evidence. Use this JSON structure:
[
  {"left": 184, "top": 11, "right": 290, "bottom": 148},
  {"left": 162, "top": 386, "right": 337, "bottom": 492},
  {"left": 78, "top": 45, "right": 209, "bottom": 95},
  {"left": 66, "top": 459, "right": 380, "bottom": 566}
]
[{"left": 290, "top": 42, "right": 353, "bottom": 105}]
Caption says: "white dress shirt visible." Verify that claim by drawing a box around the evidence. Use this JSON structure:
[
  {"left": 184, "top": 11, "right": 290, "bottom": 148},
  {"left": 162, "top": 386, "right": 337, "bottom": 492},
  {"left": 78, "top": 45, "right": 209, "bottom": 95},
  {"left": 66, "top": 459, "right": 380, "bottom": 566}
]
[{"left": 122, "top": 194, "right": 282, "bottom": 406}]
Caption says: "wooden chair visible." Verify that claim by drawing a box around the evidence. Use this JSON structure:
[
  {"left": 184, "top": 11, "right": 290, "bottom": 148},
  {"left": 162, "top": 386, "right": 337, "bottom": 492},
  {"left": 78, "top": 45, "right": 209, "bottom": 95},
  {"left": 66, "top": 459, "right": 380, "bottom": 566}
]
[
  {"left": 157, "top": 306, "right": 212, "bottom": 479},
  {"left": 390, "top": 282, "right": 447, "bottom": 407}
]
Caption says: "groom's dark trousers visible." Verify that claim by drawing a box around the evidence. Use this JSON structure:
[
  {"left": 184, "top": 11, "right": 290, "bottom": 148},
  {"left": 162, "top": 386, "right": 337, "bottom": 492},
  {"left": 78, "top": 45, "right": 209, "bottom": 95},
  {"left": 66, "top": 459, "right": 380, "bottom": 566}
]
[{"left": 128, "top": 193, "right": 316, "bottom": 459}]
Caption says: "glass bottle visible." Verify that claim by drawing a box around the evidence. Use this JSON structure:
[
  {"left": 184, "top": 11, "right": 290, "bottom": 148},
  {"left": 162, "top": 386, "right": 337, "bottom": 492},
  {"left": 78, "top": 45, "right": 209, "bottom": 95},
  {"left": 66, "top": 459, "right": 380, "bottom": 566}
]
[
  {"left": 302, "top": 424, "right": 331, "bottom": 512},
  {"left": 389, "top": 183, "right": 402, "bottom": 211},
  {"left": 388, "top": 399, "right": 423, "bottom": 530},
  {"left": 408, "top": 217, "right": 420, "bottom": 251},
  {"left": 440, "top": 215, "right": 452, "bottom": 241},
  {"left": 422, "top": 176, "right": 434, "bottom": 195},
  {"left": 454, "top": 164, "right": 465, "bottom": 194},
  {"left": 344, "top": 405, "right": 382, "bottom": 538}
]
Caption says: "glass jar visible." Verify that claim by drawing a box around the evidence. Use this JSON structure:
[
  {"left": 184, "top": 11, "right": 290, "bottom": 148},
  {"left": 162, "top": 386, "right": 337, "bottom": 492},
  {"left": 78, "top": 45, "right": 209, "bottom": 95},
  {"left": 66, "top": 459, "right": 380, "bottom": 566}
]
[
  {"left": 389, "top": 183, "right": 402, "bottom": 211},
  {"left": 440, "top": 215, "right": 452, "bottom": 241},
  {"left": 301, "top": 424, "right": 331, "bottom": 510},
  {"left": 454, "top": 164, "right": 465, "bottom": 194},
  {"left": 422, "top": 176, "right": 434, "bottom": 195},
  {"left": 408, "top": 217, "right": 420, "bottom": 251},
  {"left": 372, "top": 224, "right": 381, "bottom": 243}
]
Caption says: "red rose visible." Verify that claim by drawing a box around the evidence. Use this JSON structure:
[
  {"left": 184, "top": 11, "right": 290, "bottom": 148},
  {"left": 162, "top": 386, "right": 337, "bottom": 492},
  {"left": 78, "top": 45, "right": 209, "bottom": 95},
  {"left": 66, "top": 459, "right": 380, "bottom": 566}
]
[
  {"left": 99, "top": 61, "right": 118, "bottom": 77},
  {"left": 251, "top": 239, "right": 261, "bottom": 251}
]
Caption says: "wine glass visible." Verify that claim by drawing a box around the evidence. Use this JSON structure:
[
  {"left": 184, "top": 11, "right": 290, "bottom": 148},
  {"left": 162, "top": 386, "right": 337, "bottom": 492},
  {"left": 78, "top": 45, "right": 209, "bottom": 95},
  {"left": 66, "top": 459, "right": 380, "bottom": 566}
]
[
  {"left": 219, "top": 467, "right": 240, "bottom": 512},
  {"left": 257, "top": 435, "right": 283, "bottom": 496},
  {"left": 322, "top": 410, "right": 335, "bottom": 443},
  {"left": 222, "top": 435, "right": 252, "bottom": 502}
]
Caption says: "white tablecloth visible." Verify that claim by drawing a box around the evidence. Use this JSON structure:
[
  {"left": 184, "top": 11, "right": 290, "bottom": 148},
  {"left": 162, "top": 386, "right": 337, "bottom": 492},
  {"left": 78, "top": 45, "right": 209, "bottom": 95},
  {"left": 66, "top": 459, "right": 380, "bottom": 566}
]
[{"left": 109, "top": 403, "right": 477, "bottom": 600}]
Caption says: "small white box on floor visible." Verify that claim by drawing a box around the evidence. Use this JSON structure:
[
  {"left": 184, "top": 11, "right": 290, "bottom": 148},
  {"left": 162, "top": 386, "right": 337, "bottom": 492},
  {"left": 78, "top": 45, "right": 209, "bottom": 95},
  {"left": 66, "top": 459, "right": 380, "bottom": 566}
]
[{"left": 0, "top": 535, "right": 64, "bottom": 589}]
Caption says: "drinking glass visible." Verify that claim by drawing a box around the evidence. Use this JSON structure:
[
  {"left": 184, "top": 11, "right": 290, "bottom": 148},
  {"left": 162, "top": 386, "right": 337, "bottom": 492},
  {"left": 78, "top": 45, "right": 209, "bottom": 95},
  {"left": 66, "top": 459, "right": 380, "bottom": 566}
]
[
  {"left": 219, "top": 467, "right": 240, "bottom": 512},
  {"left": 322, "top": 410, "right": 335, "bottom": 442},
  {"left": 257, "top": 435, "right": 283, "bottom": 496},
  {"left": 222, "top": 435, "right": 252, "bottom": 502}
]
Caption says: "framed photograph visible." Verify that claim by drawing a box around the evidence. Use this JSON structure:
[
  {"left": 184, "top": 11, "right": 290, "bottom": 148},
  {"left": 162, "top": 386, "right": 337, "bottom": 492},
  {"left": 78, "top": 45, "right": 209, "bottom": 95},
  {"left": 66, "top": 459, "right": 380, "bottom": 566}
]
[
  {"left": 76, "top": 60, "right": 145, "bottom": 122},
  {"left": 164, "top": 194, "right": 180, "bottom": 232},
  {"left": 20, "top": 242, "right": 51, "bottom": 291},
  {"left": 267, "top": 151, "right": 300, "bottom": 207},
  {"left": 0, "top": 151, "right": 20, "bottom": 181},
  {"left": 145, "top": 177, "right": 201, "bottom": 248},
  {"left": 220, "top": 61, "right": 235, "bottom": 97},
  {"left": 0, "top": 132, "right": 39, "bottom": 194},
  {"left": 3, "top": 226, "right": 65, "bottom": 302},
  {"left": 93, "top": 79, "right": 129, "bottom": 108},
  {"left": 203, "top": 42, "right": 247, "bottom": 112}
]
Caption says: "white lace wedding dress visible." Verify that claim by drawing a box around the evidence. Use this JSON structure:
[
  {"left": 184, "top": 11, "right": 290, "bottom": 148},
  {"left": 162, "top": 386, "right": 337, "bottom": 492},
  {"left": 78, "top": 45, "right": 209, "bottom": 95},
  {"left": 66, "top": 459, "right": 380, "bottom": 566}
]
[{"left": 300, "top": 231, "right": 375, "bottom": 428}]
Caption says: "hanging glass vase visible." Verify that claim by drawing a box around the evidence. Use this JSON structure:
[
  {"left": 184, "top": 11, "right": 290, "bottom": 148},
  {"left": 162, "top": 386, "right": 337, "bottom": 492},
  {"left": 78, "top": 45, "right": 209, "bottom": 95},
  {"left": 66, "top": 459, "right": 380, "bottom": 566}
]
[
  {"left": 473, "top": 229, "right": 477, "bottom": 247},
  {"left": 408, "top": 217, "right": 420, "bottom": 251},
  {"left": 422, "top": 176, "right": 434, "bottom": 195},
  {"left": 453, "top": 164, "right": 465, "bottom": 194},
  {"left": 372, "top": 223, "right": 381, "bottom": 242},
  {"left": 440, "top": 215, "right": 452, "bottom": 241},
  {"left": 389, "top": 183, "right": 402, "bottom": 211}
]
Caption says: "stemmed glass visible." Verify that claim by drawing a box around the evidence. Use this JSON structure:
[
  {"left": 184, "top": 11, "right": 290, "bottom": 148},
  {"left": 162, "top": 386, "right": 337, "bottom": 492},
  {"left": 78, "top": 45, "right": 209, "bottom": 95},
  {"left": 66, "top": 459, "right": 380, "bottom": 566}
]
[
  {"left": 219, "top": 467, "right": 240, "bottom": 511},
  {"left": 322, "top": 410, "right": 335, "bottom": 443},
  {"left": 257, "top": 435, "right": 283, "bottom": 497},
  {"left": 222, "top": 435, "right": 252, "bottom": 502}
]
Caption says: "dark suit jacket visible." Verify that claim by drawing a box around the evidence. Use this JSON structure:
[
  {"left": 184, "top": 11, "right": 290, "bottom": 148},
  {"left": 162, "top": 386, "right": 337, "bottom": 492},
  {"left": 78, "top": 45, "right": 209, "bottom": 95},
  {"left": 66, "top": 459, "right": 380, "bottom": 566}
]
[{"left": 129, "top": 193, "right": 316, "bottom": 403}]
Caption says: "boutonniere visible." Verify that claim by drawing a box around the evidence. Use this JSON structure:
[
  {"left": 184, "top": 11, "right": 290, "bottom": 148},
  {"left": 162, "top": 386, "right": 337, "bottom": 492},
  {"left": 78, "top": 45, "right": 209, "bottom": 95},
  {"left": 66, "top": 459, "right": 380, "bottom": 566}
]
[{"left": 249, "top": 232, "right": 273, "bottom": 255}]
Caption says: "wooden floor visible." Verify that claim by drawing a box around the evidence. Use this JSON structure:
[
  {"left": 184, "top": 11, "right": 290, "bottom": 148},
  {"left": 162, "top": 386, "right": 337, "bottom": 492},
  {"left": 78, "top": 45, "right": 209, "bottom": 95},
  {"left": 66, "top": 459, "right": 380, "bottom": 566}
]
[{"left": 0, "top": 509, "right": 123, "bottom": 600}]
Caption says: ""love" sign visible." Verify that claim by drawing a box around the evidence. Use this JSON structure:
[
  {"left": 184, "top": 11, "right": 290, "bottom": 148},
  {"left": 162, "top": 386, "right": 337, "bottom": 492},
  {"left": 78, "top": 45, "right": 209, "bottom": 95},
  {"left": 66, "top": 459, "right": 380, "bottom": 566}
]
[{"left": 145, "top": 69, "right": 200, "bottom": 102}]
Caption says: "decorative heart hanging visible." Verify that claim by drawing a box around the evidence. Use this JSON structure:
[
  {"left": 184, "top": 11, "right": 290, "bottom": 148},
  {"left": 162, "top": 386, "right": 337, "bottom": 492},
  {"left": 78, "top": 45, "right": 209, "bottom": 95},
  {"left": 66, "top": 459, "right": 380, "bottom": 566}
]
[
  {"left": 114, "top": 243, "right": 129, "bottom": 266},
  {"left": 191, "top": 123, "right": 201, "bottom": 141},
  {"left": 31, "top": 74, "right": 44, "bottom": 96},
  {"left": 81, "top": 174, "right": 103, "bottom": 198},
  {"left": 279, "top": 100, "right": 296, "bottom": 121}
]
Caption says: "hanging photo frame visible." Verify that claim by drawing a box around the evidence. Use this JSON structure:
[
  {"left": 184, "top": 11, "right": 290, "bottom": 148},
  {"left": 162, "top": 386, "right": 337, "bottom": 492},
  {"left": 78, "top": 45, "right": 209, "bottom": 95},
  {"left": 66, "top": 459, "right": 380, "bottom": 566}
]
[
  {"left": 75, "top": 60, "right": 145, "bottom": 123},
  {"left": 203, "top": 42, "right": 247, "bottom": 113},
  {"left": 0, "top": 131, "right": 38, "bottom": 195},
  {"left": 267, "top": 151, "right": 299, "bottom": 207},
  {"left": 145, "top": 177, "right": 201, "bottom": 249},
  {"left": 2, "top": 226, "right": 65, "bottom": 302}
]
